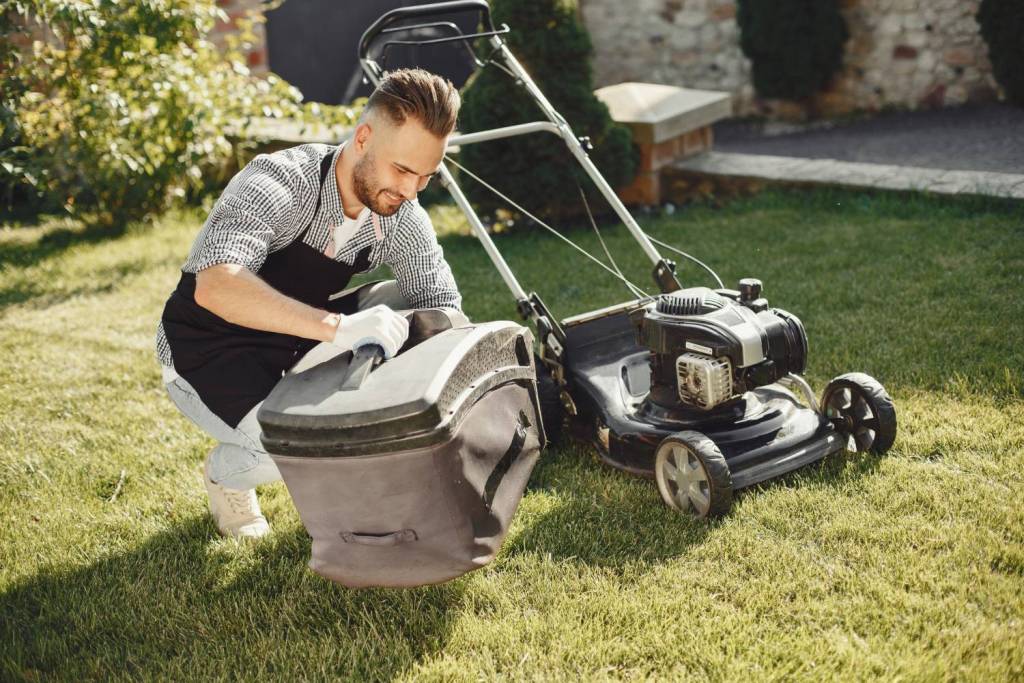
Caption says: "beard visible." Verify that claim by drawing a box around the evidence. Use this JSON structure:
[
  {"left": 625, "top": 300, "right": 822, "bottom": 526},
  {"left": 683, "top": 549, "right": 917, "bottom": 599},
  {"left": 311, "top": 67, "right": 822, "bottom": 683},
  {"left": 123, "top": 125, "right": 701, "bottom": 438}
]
[{"left": 352, "top": 151, "right": 405, "bottom": 217}]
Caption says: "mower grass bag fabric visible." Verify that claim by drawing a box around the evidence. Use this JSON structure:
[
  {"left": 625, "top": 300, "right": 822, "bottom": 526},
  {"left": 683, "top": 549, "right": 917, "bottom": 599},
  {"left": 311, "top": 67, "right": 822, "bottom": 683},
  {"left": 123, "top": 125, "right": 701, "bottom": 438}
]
[{"left": 258, "top": 317, "right": 544, "bottom": 588}]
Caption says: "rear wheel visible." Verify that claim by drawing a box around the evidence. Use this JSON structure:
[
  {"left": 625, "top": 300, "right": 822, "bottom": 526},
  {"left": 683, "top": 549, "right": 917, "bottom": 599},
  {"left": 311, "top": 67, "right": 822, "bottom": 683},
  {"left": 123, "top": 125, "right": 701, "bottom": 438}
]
[
  {"left": 534, "top": 355, "right": 565, "bottom": 447},
  {"left": 654, "top": 431, "right": 733, "bottom": 518},
  {"left": 822, "top": 372, "right": 897, "bottom": 454}
]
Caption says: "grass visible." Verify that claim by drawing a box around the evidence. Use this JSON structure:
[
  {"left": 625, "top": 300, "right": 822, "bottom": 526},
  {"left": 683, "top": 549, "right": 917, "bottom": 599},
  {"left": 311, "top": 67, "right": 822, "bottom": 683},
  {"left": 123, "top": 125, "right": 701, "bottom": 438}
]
[{"left": 1, "top": 188, "right": 1022, "bottom": 681}]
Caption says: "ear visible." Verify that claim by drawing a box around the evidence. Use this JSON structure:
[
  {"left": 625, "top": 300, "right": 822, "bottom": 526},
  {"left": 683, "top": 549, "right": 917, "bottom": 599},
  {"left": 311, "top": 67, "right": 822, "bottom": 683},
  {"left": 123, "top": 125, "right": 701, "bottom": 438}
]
[{"left": 354, "top": 122, "right": 372, "bottom": 152}]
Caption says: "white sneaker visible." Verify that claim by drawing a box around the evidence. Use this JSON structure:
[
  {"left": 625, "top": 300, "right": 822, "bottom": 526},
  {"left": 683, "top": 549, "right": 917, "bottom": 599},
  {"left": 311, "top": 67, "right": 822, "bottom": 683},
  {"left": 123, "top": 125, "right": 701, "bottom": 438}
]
[{"left": 203, "top": 453, "right": 270, "bottom": 539}]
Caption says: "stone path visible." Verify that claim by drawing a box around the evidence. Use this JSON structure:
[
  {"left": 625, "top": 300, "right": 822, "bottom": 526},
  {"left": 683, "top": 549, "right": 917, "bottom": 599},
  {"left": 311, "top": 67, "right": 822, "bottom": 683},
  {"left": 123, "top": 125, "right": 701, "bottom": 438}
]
[
  {"left": 713, "top": 103, "right": 1024, "bottom": 174},
  {"left": 676, "top": 103, "right": 1024, "bottom": 200},
  {"left": 675, "top": 152, "right": 1024, "bottom": 199}
]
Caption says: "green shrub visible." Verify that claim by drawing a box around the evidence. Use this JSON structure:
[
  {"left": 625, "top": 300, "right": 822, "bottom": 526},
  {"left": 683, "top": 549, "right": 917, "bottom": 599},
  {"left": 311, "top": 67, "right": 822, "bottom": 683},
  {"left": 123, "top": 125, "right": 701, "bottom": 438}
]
[
  {"left": 737, "top": 0, "right": 849, "bottom": 101},
  {"left": 977, "top": 0, "right": 1024, "bottom": 107},
  {"left": 458, "top": 0, "right": 637, "bottom": 223},
  {"left": 0, "top": 1, "right": 358, "bottom": 227}
]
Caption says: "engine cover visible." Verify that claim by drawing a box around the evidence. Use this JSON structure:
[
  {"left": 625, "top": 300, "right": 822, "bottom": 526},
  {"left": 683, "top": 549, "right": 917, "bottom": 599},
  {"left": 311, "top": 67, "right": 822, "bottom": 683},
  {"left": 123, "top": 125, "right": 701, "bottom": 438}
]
[{"left": 637, "top": 283, "right": 808, "bottom": 413}]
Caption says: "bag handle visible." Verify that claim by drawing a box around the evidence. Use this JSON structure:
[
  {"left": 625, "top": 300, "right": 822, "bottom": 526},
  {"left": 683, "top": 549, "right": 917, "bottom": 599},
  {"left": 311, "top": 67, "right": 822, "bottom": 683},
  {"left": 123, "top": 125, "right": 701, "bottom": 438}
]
[
  {"left": 340, "top": 529, "right": 418, "bottom": 546},
  {"left": 483, "top": 409, "right": 531, "bottom": 508}
]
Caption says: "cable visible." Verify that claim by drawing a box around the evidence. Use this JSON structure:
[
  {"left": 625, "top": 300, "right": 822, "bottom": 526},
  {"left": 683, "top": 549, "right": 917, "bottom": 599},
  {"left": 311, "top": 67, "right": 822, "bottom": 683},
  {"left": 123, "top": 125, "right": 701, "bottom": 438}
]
[
  {"left": 466, "top": 39, "right": 719, "bottom": 294},
  {"left": 643, "top": 233, "right": 724, "bottom": 289},
  {"left": 445, "top": 154, "right": 653, "bottom": 301},
  {"left": 577, "top": 183, "right": 648, "bottom": 299}
]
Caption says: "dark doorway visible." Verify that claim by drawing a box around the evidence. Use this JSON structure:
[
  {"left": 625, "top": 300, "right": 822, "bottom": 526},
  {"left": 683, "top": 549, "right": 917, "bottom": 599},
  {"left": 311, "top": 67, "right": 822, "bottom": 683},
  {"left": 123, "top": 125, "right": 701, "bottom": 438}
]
[{"left": 265, "top": 0, "right": 479, "bottom": 105}]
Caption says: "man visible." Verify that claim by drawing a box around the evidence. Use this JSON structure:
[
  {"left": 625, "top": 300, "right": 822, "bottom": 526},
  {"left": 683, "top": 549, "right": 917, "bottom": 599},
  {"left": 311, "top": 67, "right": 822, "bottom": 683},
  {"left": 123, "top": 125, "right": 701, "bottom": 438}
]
[{"left": 157, "top": 68, "right": 462, "bottom": 539}]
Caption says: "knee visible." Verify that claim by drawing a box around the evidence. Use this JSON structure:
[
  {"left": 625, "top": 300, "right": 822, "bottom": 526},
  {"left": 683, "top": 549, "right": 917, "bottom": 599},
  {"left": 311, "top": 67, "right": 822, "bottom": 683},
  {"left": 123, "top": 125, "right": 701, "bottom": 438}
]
[
  {"left": 358, "top": 280, "right": 410, "bottom": 311},
  {"left": 207, "top": 443, "right": 281, "bottom": 489}
]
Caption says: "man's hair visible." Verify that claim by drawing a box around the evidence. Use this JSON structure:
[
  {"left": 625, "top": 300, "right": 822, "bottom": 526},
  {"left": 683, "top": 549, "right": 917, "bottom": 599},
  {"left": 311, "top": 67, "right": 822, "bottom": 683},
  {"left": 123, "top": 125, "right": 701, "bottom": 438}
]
[{"left": 364, "top": 68, "right": 460, "bottom": 138}]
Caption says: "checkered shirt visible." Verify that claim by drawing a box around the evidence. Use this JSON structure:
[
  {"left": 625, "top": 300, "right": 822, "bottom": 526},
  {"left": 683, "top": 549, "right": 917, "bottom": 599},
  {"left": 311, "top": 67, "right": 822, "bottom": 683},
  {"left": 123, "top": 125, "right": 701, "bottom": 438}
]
[{"left": 155, "top": 143, "right": 461, "bottom": 368}]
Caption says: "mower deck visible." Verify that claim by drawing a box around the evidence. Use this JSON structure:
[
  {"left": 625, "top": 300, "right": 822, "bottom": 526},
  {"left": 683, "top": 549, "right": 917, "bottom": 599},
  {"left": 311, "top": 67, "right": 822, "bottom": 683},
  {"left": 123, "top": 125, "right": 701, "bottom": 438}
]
[{"left": 562, "top": 308, "right": 845, "bottom": 489}]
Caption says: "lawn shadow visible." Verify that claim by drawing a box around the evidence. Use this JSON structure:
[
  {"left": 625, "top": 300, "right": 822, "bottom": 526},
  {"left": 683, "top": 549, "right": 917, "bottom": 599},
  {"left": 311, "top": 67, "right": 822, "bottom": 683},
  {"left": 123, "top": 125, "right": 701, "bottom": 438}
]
[
  {"left": 0, "top": 220, "right": 129, "bottom": 271},
  {"left": 507, "top": 446, "right": 716, "bottom": 572},
  {"left": 0, "top": 258, "right": 151, "bottom": 311},
  {"left": 0, "top": 516, "right": 464, "bottom": 680},
  {"left": 0, "top": 220, "right": 149, "bottom": 312},
  {"left": 510, "top": 434, "right": 892, "bottom": 573}
]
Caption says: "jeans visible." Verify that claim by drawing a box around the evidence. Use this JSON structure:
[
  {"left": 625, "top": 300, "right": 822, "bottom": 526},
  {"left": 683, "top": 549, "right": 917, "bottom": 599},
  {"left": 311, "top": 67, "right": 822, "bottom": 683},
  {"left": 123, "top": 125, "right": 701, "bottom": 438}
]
[{"left": 163, "top": 279, "right": 409, "bottom": 490}]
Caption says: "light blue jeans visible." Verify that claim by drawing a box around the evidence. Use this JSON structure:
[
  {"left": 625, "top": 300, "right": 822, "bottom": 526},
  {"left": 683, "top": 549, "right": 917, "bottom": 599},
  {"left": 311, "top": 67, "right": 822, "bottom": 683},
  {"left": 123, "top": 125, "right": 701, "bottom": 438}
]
[{"left": 163, "top": 280, "right": 408, "bottom": 490}]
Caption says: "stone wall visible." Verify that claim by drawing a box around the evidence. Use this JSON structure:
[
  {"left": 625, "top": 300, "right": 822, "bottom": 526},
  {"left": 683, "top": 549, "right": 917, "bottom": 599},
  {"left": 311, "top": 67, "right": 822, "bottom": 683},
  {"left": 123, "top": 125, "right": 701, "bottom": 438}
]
[{"left": 580, "top": 0, "right": 1000, "bottom": 118}]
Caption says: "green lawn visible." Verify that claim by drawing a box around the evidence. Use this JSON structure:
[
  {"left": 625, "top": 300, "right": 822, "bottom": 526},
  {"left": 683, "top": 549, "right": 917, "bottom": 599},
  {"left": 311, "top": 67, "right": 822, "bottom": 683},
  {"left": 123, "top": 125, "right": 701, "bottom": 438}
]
[{"left": 1, "top": 189, "right": 1022, "bottom": 681}]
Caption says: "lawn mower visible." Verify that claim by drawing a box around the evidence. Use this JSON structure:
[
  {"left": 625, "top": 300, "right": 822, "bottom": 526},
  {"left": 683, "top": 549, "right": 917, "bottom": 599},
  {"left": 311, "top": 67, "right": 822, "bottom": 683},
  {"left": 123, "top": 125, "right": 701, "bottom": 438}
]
[
  {"left": 356, "top": 0, "right": 896, "bottom": 518},
  {"left": 259, "top": 2, "right": 898, "bottom": 586}
]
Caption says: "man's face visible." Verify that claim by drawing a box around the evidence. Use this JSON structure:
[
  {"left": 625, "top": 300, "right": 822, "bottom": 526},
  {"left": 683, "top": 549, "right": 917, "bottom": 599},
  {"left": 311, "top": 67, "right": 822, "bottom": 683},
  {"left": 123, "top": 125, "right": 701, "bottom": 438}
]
[{"left": 352, "top": 116, "right": 447, "bottom": 216}]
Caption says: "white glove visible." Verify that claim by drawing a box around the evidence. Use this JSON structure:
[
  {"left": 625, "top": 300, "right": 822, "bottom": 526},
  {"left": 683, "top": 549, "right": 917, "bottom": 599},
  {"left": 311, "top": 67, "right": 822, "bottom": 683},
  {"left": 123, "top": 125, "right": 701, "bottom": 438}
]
[{"left": 332, "top": 305, "right": 410, "bottom": 359}]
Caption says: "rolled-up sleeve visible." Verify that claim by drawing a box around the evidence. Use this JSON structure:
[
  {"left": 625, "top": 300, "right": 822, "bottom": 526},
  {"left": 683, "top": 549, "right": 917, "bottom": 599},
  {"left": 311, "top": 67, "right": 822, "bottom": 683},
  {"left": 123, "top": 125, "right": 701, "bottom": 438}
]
[
  {"left": 386, "top": 205, "right": 462, "bottom": 311},
  {"left": 186, "top": 154, "right": 305, "bottom": 274}
]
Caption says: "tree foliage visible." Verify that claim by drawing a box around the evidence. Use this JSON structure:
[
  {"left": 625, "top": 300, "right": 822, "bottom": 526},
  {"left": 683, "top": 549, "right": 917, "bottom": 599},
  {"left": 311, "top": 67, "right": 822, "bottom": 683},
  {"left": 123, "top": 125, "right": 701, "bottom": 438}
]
[
  {"left": 457, "top": 0, "right": 637, "bottom": 223},
  {"left": 737, "top": 0, "right": 849, "bottom": 101},
  {"left": 0, "top": 0, "right": 358, "bottom": 226},
  {"left": 977, "top": 0, "right": 1024, "bottom": 107}
]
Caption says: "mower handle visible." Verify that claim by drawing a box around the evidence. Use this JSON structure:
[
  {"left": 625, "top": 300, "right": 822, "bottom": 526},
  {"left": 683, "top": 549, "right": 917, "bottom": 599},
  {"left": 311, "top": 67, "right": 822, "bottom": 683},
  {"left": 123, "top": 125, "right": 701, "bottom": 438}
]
[{"left": 358, "top": 0, "right": 496, "bottom": 60}]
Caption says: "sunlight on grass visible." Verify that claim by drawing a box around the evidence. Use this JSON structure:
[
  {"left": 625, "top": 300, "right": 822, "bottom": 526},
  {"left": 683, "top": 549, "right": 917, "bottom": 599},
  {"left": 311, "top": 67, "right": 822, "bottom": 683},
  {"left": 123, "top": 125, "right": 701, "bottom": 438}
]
[{"left": 1, "top": 190, "right": 1022, "bottom": 680}]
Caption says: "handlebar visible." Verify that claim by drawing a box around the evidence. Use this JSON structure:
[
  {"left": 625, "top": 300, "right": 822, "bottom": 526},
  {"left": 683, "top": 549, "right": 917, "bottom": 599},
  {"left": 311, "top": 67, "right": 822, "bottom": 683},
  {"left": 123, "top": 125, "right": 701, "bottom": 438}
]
[{"left": 358, "top": 0, "right": 495, "bottom": 61}]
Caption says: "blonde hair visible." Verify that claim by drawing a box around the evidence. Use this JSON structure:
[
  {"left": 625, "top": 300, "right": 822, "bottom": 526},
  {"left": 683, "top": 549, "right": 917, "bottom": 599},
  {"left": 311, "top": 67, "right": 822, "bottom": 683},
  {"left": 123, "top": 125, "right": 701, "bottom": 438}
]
[{"left": 365, "top": 68, "right": 460, "bottom": 137}]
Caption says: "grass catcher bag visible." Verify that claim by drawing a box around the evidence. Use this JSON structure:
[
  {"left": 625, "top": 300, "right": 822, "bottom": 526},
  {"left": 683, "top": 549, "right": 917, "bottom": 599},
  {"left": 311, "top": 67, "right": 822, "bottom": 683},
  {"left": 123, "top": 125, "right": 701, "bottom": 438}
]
[{"left": 258, "top": 311, "right": 544, "bottom": 588}]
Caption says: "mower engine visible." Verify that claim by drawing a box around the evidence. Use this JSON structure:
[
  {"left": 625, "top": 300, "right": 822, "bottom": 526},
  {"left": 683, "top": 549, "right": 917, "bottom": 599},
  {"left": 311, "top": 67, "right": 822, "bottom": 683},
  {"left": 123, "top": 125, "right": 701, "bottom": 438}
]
[{"left": 637, "top": 279, "right": 808, "bottom": 412}]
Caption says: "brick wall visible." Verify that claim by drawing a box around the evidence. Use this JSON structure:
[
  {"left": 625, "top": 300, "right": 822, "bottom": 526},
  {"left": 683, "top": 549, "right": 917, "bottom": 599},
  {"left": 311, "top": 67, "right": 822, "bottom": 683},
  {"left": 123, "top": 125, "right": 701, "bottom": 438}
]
[{"left": 580, "top": 0, "right": 1000, "bottom": 118}]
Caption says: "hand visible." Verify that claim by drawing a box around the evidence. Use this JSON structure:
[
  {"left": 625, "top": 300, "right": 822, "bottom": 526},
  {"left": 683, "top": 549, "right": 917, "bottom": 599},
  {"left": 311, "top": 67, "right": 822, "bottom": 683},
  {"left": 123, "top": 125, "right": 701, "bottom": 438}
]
[{"left": 331, "top": 305, "right": 410, "bottom": 359}]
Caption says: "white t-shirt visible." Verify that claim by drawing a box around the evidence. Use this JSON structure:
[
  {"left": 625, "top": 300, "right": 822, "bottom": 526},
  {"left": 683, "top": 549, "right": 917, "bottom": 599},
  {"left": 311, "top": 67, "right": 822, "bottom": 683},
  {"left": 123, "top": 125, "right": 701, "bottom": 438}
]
[{"left": 331, "top": 206, "right": 371, "bottom": 257}]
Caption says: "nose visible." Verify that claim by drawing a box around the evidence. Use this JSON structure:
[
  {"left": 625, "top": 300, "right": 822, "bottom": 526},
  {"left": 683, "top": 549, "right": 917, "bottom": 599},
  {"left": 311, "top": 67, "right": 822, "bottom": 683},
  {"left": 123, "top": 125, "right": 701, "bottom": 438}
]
[{"left": 398, "top": 175, "right": 419, "bottom": 200}]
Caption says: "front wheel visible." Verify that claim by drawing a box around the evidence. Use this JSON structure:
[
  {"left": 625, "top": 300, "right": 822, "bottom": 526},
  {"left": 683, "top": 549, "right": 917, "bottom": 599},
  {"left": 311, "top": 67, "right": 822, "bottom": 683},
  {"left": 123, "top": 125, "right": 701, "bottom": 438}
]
[
  {"left": 822, "top": 372, "right": 897, "bottom": 454},
  {"left": 654, "top": 431, "right": 733, "bottom": 518}
]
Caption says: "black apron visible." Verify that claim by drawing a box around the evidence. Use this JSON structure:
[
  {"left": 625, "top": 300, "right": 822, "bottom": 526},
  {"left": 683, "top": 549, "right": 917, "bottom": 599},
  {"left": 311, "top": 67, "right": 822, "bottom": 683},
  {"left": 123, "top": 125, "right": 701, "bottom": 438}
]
[{"left": 162, "top": 153, "right": 373, "bottom": 427}]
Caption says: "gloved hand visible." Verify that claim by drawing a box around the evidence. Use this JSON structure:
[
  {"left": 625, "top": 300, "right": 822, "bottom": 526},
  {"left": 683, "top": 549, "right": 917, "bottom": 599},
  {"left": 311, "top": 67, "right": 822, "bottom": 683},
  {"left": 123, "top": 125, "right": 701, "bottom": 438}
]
[{"left": 332, "top": 305, "right": 410, "bottom": 359}]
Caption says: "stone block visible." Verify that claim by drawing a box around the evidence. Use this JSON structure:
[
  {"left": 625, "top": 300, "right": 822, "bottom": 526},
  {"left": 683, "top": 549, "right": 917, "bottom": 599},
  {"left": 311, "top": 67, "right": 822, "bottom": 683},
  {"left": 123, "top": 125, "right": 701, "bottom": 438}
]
[
  {"left": 710, "top": 3, "right": 736, "bottom": 20},
  {"left": 594, "top": 82, "right": 732, "bottom": 145},
  {"left": 676, "top": 11, "right": 706, "bottom": 28},
  {"left": 945, "top": 84, "right": 968, "bottom": 104},
  {"left": 879, "top": 14, "right": 903, "bottom": 34},
  {"left": 906, "top": 31, "right": 928, "bottom": 48},
  {"left": 920, "top": 83, "right": 947, "bottom": 107},
  {"left": 944, "top": 48, "right": 975, "bottom": 66}
]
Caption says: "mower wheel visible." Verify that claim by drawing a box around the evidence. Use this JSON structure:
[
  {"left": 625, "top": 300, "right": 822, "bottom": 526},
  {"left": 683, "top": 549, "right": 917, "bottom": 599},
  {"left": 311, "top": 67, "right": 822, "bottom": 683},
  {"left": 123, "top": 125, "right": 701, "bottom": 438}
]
[
  {"left": 654, "top": 431, "right": 733, "bottom": 518},
  {"left": 822, "top": 372, "right": 897, "bottom": 454},
  {"left": 534, "top": 355, "right": 565, "bottom": 447}
]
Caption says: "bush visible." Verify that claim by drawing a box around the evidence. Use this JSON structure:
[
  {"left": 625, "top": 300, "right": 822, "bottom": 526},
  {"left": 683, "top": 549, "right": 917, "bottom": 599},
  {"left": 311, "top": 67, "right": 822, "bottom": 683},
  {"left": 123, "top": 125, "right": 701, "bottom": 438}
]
[
  {"left": 737, "top": 0, "right": 849, "bottom": 101},
  {"left": 977, "top": 0, "right": 1024, "bottom": 107},
  {"left": 0, "top": 1, "right": 358, "bottom": 227},
  {"left": 457, "top": 0, "right": 637, "bottom": 223}
]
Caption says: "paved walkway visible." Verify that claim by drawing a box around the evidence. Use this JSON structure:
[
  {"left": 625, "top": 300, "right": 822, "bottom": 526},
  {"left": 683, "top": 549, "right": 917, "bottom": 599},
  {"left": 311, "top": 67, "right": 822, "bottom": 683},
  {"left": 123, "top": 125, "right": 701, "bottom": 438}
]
[
  {"left": 677, "top": 103, "right": 1024, "bottom": 200},
  {"left": 677, "top": 152, "right": 1024, "bottom": 199}
]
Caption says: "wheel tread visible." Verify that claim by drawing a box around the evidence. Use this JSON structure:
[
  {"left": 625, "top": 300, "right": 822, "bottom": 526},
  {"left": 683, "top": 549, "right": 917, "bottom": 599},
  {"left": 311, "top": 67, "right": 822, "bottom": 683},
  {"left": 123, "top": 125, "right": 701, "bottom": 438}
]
[
  {"left": 656, "top": 430, "right": 734, "bottom": 518},
  {"left": 822, "top": 372, "right": 897, "bottom": 454}
]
